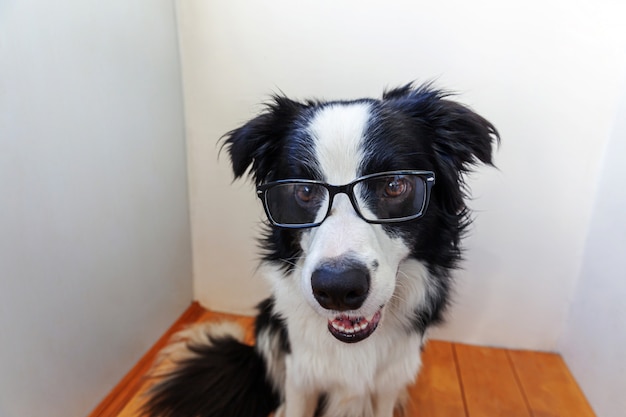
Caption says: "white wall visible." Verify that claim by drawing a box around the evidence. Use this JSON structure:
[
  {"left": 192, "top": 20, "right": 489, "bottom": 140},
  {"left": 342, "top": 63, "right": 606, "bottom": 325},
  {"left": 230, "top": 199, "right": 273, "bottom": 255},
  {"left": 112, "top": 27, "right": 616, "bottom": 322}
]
[
  {"left": 558, "top": 80, "right": 626, "bottom": 417},
  {"left": 179, "top": 0, "right": 626, "bottom": 350},
  {"left": 0, "top": 1, "right": 192, "bottom": 417}
]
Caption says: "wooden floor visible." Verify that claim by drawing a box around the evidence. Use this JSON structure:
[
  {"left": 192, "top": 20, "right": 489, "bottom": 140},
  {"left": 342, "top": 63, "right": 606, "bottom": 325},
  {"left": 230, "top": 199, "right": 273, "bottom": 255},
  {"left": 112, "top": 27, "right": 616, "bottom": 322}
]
[{"left": 90, "top": 302, "right": 595, "bottom": 417}]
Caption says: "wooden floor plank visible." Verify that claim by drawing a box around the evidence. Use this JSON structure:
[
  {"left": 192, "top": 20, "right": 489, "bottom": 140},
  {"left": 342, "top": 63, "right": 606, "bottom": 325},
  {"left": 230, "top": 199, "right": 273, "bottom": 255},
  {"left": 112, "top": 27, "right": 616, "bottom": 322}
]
[
  {"left": 508, "top": 350, "right": 595, "bottom": 417},
  {"left": 454, "top": 343, "right": 532, "bottom": 417},
  {"left": 407, "top": 340, "right": 467, "bottom": 417}
]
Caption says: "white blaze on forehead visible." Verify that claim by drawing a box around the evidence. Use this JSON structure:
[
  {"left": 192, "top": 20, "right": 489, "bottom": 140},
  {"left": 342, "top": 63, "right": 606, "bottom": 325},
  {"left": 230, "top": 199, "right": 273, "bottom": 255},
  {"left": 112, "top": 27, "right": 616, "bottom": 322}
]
[{"left": 308, "top": 103, "right": 371, "bottom": 185}]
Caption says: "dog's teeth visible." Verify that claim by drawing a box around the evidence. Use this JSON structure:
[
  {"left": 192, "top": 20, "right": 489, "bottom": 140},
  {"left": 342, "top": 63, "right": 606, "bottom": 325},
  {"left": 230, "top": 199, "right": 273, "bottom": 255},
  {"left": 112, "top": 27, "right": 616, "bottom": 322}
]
[{"left": 330, "top": 315, "right": 375, "bottom": 335}]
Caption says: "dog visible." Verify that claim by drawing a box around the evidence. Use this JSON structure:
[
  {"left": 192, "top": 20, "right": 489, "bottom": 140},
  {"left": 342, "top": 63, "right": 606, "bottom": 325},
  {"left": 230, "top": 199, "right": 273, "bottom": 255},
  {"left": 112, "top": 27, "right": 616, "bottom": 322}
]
[{"left": 143, "top": 83, "right": 499, "bottom": 417}]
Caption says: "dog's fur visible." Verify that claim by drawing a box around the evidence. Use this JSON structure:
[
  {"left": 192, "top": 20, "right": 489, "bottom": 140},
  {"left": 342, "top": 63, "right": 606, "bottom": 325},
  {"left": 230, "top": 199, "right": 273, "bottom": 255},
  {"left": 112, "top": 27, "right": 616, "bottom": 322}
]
[{"left": 143, "top": 83, "right": 498, "bottom": 417}]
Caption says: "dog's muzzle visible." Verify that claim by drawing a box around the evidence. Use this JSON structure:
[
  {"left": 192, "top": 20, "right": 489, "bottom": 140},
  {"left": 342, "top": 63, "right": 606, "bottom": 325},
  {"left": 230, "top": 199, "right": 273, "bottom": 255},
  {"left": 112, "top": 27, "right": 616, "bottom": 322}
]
[{"left": 311, "top": 259, "right": 381, "bottom": 343}]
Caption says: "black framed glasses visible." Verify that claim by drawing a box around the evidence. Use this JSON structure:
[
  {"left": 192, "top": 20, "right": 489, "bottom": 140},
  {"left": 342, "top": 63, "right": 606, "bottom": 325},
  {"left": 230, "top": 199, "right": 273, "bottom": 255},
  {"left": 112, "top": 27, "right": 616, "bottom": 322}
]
[{"left": 256, "top": 170, "right": 435, "bottom": 229}]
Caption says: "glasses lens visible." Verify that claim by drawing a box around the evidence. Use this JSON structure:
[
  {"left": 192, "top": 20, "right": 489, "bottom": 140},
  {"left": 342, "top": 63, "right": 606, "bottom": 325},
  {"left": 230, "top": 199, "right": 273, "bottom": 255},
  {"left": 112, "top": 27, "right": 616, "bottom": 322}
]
[
  {"left": 265, "top": 182, "right": 329, "bottom": 226},
  {"left": 356, "top": 174, "right": 427, "bottom": 221}
]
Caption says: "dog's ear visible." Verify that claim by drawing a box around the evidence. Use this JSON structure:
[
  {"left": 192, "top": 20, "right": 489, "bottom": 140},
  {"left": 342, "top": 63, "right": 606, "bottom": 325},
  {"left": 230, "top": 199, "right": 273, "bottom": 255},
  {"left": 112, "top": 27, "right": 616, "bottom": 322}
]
[
  {"left": 385, "top": 83, "right": 499, "bottom": 172},
  {"left": 222, "top": 96, "right": 304, "bottom": 184},
  {"left": 427, "top": 98, "right": 498, "bottom": 174}
]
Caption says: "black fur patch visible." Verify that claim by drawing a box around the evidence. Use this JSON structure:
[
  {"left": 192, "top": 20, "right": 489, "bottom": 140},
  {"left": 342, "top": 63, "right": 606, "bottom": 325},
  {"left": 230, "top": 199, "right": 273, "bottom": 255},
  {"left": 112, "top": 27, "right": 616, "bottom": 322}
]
[
  {"left": 314, "top": 393, "right": 329, "bottom": 417},
  {"left": 256, "top": 297, "right": 291, "bottom": 353},
  {"left": 411, "top": 284, "right": 450, "bottom": 333},
  {"left": 142, "top": 335, "right": 279, "bottom": 417}
]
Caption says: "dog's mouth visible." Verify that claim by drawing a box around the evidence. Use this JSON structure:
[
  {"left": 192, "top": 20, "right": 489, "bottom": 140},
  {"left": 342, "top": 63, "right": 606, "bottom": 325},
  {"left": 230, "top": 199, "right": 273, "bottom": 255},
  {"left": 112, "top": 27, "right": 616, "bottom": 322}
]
[{"left": 327, "top": 309, "right": 382, "bottom": 343}]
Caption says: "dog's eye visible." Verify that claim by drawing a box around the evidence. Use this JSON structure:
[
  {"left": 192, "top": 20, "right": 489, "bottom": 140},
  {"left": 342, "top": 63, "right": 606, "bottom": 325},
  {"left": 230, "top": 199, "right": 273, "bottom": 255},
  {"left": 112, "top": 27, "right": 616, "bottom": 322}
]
[
  {"left": 295, "top": 185, "right": 315, "bottom": 203},
  {"left": 384, "top": 177, "right": 410, "bottom": 198}
]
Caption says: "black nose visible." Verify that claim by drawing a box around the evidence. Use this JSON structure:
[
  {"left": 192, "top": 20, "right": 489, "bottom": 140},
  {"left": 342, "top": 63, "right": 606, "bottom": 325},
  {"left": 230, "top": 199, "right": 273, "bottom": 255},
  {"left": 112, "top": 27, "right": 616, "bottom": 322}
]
[{"left": 311, "top": 260, "right": 370, "bottom": 311}]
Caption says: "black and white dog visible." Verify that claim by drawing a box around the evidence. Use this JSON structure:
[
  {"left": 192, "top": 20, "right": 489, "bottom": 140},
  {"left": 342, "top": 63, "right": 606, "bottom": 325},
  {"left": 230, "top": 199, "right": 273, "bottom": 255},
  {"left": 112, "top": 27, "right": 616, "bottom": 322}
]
[{"left": 144, "top": 83, "right": 498, "bottom": 417}]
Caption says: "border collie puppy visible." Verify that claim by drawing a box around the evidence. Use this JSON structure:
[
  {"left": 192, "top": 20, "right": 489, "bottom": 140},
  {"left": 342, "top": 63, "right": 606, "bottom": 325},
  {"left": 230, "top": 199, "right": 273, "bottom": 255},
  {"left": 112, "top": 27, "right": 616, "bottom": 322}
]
[{"left": 144, "top": 83, "right": 498, "bottom": 417}]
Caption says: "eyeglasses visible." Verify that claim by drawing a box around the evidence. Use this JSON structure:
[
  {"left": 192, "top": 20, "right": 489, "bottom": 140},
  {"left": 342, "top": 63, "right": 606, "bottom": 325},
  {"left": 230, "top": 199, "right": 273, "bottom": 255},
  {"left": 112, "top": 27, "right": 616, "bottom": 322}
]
[{"left": 256, "top": 170, "right": 435, "bottom": 229}]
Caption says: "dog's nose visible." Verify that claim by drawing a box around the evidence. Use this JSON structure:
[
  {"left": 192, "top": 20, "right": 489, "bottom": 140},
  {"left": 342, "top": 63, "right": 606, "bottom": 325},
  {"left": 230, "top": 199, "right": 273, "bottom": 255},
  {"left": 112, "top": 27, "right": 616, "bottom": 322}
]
[{"left": 311, "top": 261, "right": 370, "bottom": 311}]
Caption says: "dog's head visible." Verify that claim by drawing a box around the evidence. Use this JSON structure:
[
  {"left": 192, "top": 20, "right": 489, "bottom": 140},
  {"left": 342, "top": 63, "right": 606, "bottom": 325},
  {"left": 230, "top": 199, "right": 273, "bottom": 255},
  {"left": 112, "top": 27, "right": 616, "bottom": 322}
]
[{"left": 223, "top": 83, "right": 498, "bottom": 343}]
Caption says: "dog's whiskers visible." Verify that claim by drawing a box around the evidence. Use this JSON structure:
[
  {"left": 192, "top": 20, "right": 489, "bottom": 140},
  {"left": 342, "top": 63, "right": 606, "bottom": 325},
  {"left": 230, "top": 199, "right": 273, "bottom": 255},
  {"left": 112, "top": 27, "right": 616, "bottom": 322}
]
[{"left": 278, "top": 257, "right": 305, "bottom": 269}]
